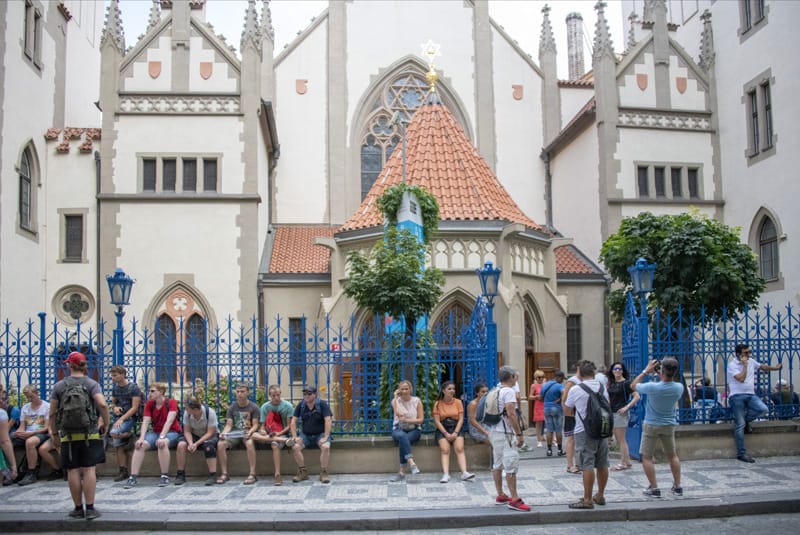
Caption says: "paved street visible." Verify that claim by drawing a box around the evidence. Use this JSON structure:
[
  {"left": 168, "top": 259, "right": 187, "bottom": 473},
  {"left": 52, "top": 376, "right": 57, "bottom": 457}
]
[{"left": 0, "top": 451, "right": 799, "bottom": 531}]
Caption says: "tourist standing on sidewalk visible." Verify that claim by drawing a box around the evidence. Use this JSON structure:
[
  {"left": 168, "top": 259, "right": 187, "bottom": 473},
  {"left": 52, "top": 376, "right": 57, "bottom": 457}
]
[
  {"left": 527, "top": 370, "right": 546, "bottom": 447},
  {"left": 389, "top": 380, "right": 423, "bottom": 482},
  {"left": 631, "top": 358, "right": 684, "bottom": 498},
  {"left": 14, "top": 384, "right": 61, "bottom": 485},
  {"left": 606, "top": 361, "right": 639, "bottom": 471},
  {"left": 217, "top": 383, "right": 261, "bottom": 485},
  {"left": 488, "top": 366, "right": 530, "bottom": 511},
  {"left": 433, "top": 381, "right": 474, "bottom": 483},
  {"left": 727, "top": 343, "right": 782, "bottom": 463},
  {"left": 565, "top": 359, "right": 609, "bottom": 509},
  {"left": 108, "top": 365, "right": 143, "bottom": 482},
  {"left": 252, "top": 384, "right": 295, "bottom": 485},
  {"left": 562, "top": 366, "right": 582, "bottom": 474},
  {"left": 175, "top": 395, "right": 219, "bottom": 486},
  {"left": 124, "top": 382, "right": 181, "bottom": 489},
  {"left": 48, "top": 351, "right": 110, "bottom": 519},
  {"left": 290, "top": 385, "right": 333, "bottom": 484},
  {"left": 541, "top": 370, "right": 565, "bottom": 458}
]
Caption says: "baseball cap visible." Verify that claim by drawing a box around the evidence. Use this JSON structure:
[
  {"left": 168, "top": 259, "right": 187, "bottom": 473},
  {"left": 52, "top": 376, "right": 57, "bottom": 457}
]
[
  {"left": 64, "top": 351, "right": 87, "bottom": 365},
  {"left": 777, "top": 379, "right": 788, "bottom": 387},
  {"left": 302, "top": 385, "right": 317, "bottom": 394}
]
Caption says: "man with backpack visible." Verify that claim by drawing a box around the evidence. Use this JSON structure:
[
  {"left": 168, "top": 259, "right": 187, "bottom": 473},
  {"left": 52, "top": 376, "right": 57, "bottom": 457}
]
[
  {"left": 484, "top": 366, "right": 530, "bottom": 512},
  {"left": 108, "top": 365, "right": 143, "bottom": 482},
  {"left": 175, "top": 395, "right": 219, "bottom": 486},
  {"left": 564, "top": 359, "right": 611, "bottom": 509},
  {"left": 252, "top": 384, "right": 295, "bottom": 486},
  {"left": 47, "top": 351, "right": 110, "bottom": 520},
  {"left": 631, "top": 357, "right": 684, "bottom": 498}
]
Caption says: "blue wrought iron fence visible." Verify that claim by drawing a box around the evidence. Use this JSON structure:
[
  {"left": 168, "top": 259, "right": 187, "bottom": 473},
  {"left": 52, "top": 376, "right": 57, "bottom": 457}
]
[
  {"left": 0, "top": 300, "right": 497, "bottom": 436},
  {"left": 622, "top": 297, "right": 800, "bottom": 425}
]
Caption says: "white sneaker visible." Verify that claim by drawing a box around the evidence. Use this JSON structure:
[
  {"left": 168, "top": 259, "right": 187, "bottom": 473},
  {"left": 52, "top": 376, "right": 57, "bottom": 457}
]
[
  {"left": 440, "top": 474, "right": 450, "bottom": 483},
  {"left": 461, "top": 471, "right": 475, "bottom": 481},
  {"left": 536, "top": 441, "right": 543, "bottom": 448}
]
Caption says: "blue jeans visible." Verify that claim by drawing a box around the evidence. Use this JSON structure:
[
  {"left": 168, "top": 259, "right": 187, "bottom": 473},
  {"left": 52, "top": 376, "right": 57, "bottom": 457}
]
[
  {"left": 729, "top": 394, "right": 768, "bottom": 456},
  {"left": 391, "top": 426, "right": 421, "bottom": 466}
]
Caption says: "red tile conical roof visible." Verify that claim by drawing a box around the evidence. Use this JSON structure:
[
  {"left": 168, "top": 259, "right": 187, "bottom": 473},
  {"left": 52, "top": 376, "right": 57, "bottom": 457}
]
[{"left": 340, "top": 95, "right": 543, "bottom": 233}]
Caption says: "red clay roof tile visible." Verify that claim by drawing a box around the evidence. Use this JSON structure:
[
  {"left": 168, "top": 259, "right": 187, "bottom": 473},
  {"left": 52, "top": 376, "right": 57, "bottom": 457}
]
[
  {"left": 269, "top": 225, "right": 338, "bottom": 274},
  {"left": 554, "top": 245, "right": 597, "bottom": 274},
  {"left": 340, "top": 96, "right": 543, "bottom": 233}
]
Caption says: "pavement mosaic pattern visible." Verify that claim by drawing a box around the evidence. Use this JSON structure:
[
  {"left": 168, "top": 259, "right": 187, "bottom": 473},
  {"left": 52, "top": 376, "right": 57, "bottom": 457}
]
[{"left": 1, "top": 455, "right": 799, "bottom": 514}]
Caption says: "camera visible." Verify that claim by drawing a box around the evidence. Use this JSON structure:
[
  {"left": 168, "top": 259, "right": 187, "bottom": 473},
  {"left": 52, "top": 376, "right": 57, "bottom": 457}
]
[{"left": 653, "top": 362, "right": 662, "bottom": 374}]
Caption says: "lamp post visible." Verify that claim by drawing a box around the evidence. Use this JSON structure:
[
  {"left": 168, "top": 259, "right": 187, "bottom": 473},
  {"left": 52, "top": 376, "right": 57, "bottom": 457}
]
[
  {"left": 106, "top": 268, "right": 134, "bottom": 367},
  {"left": 627, "top": 257, "right": 656, "bottom": 367},
  {"left": 626, "top": 257, "right": 656, "bottom": 460},
  {"left": 477, "top": 261, "right": 501, "bottom": 380}
]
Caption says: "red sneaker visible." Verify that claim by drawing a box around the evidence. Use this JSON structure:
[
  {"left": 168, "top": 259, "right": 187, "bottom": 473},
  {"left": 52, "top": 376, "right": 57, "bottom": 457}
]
[
  {"left": 507, "top": 498, "right": 531, "bottom": 512},
  {"left": 495, "top": 494, "right": 511, "bottom": 505}
]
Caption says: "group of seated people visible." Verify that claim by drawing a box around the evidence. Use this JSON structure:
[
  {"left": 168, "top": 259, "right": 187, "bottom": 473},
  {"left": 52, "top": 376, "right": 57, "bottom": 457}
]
[
  {"left": 690, "top": 376, "right": 799, "bottom": 420},
  {"left": 119, "top": 380, "right": 333, "bottom": 487}
]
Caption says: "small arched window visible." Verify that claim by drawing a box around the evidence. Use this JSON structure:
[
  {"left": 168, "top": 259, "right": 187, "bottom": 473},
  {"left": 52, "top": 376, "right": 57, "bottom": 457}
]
[
  {"left": 758, "top": 217, "right": 779, "bottom": 281},
  {"left": 19, "top": 146, "right": 34, "bottom": 231}
]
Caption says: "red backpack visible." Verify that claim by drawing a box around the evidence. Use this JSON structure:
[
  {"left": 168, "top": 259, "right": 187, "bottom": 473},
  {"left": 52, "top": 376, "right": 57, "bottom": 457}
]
[{"left": 264, "top": 410, "right": 283, "bottom": 434}]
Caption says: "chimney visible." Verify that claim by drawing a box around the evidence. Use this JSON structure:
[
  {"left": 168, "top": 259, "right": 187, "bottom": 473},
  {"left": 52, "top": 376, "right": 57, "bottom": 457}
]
[{"left": 566, "top": 12, "right": 584, "bottom": 80}]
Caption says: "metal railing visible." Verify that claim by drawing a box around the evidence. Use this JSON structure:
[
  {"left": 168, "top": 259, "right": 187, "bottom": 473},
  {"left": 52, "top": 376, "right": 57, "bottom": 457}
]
[
  {"left": 0, "top": 304, "right": 496, "bottom": 435},
  {"left": 623, "top": 297, "right": 800, "bottom": 424}
]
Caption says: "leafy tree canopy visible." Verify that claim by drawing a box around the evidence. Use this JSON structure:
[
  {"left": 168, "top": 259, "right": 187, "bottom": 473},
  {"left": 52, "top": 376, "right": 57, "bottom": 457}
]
[
  {"left": 600, "top": 211, "right": 764, "bottom": 319},
  {"left": 344, "top": 226, "right": 444, "bottom": 320}
]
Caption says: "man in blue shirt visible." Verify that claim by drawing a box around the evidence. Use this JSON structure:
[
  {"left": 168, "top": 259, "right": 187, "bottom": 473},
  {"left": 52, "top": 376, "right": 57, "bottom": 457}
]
[
  {"left": 631, "top": 357, "right": 685, "bottom": 498},
  {"left": 540, "top": 370, "right": 565, "bottom": 457}
]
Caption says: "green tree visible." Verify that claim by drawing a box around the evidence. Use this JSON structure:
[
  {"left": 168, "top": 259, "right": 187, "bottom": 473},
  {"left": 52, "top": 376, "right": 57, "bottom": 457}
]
[
  {"left": 600, "top": 211, "right": 765, "bottom": 319},
  {"left": 344, "top": 226, "right": 445, "bottom": 327},
  {"left": 344, "top": 185, "right": 446, "bottom": 417}
]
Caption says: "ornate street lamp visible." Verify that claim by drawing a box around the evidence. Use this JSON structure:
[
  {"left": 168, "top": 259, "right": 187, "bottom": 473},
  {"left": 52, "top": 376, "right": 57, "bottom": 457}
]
[
  {"left": 626, "top": 257, "right": 656, "bottom": 461},
  {"left": 106, "top": 268, "right": 134, "bottom": 366},
  {"left": 476, "top": 261, "right": 501, "bottom": 381}
]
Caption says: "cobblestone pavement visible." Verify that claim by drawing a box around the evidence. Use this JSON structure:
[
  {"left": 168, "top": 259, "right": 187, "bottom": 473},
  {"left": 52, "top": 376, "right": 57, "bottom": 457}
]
[{"left": 1, "top": 454, "right": 798, "bottom": 515}]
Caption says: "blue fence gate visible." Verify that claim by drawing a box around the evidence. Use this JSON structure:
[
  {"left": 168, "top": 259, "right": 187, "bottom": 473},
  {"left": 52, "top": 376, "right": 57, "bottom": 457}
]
[
  {"left": 0, "top": 298, "right": 497, "bottom": 436},
  {"left": 622, "top": 296, "right": 800, "bottom": 459}
]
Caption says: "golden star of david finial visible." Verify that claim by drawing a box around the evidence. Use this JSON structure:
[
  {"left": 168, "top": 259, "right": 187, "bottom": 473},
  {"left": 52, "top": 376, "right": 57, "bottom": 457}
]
[
  {"left": 420, "top": 39, "right": 441, "bottom": 70},
  {"left": 420, "top": 39, "right": 441, "bottom": 91}
]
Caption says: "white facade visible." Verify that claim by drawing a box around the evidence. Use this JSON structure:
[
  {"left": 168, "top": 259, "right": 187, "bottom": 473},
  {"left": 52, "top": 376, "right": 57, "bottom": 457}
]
[{"left": 2, "top": 0, "right": 797, "bottom": 377}]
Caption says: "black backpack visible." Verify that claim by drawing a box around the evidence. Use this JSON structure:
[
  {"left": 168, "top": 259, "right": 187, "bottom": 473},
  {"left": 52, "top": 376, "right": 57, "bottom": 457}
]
[
  {"left": 577, "top": 383, "right": 613, "bottom": 439},
  {"left": 56, "top": 376, "right": 98, "bottom": 439}
]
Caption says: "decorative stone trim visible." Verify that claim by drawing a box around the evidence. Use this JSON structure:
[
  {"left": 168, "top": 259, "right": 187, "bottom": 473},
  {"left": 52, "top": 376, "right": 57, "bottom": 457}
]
[
  {"left": 118, "top": 95, "right": 241, "bottom": 114},
  {"left": 618, "top": 110, "right": 712, "bottom": 131},
  {"left": 52, "top": 285, "right": 95, "bottom": 325}
]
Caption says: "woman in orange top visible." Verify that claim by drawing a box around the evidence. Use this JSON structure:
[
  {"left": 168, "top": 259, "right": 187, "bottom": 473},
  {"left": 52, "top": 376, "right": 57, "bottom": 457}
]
[{"left": 433, "top": 381, "right": 474, "bottom": 483}]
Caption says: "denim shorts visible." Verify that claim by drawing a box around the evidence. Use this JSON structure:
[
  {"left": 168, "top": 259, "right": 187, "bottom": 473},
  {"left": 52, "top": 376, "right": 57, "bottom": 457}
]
[
  {"left": 299, "top": 432, "right": 331, "bottom": 449},
  {"left": 109, "top": 418, "right": 135, "bottom": 447},
  {"left": 142, "top": 431, "right": 180, "bottom": 450}
]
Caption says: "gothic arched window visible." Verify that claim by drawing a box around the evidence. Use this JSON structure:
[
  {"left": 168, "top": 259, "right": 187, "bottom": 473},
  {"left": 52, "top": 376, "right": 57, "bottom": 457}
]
[
  {"left": 359, "top": 74, "right": 430, "bottom": 200},
  {"left": 758, "top": 216, "right": 779, "bottom": 281}
]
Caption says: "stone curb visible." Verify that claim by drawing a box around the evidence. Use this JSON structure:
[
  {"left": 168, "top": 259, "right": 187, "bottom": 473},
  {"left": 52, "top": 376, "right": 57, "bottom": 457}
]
[{"left": 2, "top": 492, "right": 798, "bottom": 531}]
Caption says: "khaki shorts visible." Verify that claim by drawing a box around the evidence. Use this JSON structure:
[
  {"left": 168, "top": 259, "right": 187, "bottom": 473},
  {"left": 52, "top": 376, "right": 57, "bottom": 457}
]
[
  {"left": 489, "top": 429, "right": 519, "bottom": 474},
  {"left": 640, "top": 423, "right": 677, "bottom": 458}
]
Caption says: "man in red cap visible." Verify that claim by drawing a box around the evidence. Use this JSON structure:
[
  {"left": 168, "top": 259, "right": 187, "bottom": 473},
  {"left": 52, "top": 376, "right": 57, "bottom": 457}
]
[{"left": 48, "top": 351, "right": 110, "bottom": 520}]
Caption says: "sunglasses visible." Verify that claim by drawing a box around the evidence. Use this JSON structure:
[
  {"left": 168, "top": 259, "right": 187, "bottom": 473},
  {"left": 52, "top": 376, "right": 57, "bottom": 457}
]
[
  {"left": 612, "top": 367, "right": 623, "bottom": 371},
  {"left": 149, "top": 389, "right": 158, "bottom": 393},
  {"left": 303, "top": 391, "right": 315, "bottom": 395}
]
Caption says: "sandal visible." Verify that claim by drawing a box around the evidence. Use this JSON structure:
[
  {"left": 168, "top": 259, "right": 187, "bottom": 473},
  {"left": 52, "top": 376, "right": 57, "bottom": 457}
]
[
  {"left": 244, "top": 474, "right": 258, "bottom": 485},
  {"left": 592, "top": 494, "right": 606, "bottom": 506},
  {"left": 568, "top": 500, "right": 594, "bottom": 509},
  {"left": 611, "top": 463, "right": 630, "bottom": 471},
  {"left": 567, "top": 466, "right": 581, "bottom": 474},
  {"left": 215, "top": 473, "right": 230, "bottom": 485}
]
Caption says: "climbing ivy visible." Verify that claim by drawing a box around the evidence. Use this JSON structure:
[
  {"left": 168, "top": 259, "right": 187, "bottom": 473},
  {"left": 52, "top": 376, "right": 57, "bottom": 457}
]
[{"left": 376, "top": 183, "right": 439, "bottom": 242}]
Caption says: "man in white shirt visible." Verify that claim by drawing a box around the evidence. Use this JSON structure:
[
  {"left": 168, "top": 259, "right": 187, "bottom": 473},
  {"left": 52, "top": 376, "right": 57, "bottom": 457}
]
[
  {"left": 564, "top": 360, "right": 609, "bottom": 509},
  {"left": 488, "top": 366, "right": 530, "bottom": 512},
  {"left": 727, "top": 343, "right": 782, "bottom": 463}
]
